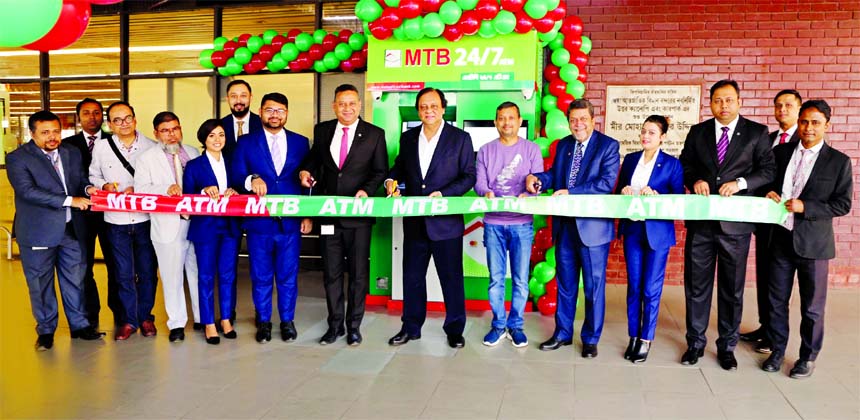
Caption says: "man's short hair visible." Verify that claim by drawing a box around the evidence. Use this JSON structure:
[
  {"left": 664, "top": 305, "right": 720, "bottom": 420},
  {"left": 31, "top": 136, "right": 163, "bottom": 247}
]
[
  {"left": 106, "top": 101, "right": 135, "bottom": 118},
  {"left": 153, "top": 111, "right": 180, "bottom": 129},
  {"left": 334, "top": 84, "right": 359, "bottom": 100},
  {"left": 415, "top": 87, "right": 448, "bottom": 109},
  {"left": 261, "top": 92, "right": 288, "bottom": 108},
  {"left": 709, "top": 79, "right": 740, "bottom": 100},
  {"left": 799, "top": 99, "right": 831, "bottom": 122},
  {"left": 567, "top": 99, "right": 595, "bottom": 118},
  {"left": 75, "top": 98, "right": 103, "bottom": 115},
  {"left": 496, "top": 101, "right": 520, "bottom": 118},
  {"left": 28, "top": 110, "right": 60, "bottom": 132},
  {"left": 226, "top": 79, "right": 252, "bottom": 94},
  {"left": 774, "top": 89, "right": 802, "bottom": 105}
]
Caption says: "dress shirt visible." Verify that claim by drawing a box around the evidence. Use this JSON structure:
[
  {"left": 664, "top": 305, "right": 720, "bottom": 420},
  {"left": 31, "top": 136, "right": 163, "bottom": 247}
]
[
  {"left": 418, "top": 122, "right": 444, "bottom": 178},
  {"left": 233, "top": 114, "right": 250, "bottom": 142},
  {"left": 244, "top": 129, "right": 288, "bottom": 190},
  {"left": 162, "top": 145, "right": 191, "bottom": 183},
  {"left": 205, "top": 151, "right": 229, "bottom": 193},
  {"left": 630, "top": 149, "right": 660, "bottom": 193},
  {"left": 89, "top": 131, "right": 156, "bottom": 225},
  {"left": 772, "top": 125, "right": 798, "bottom": 148},
  {"left": 329, "top": 119, "right": 359, "bottom": 165},
  {"left": 43, "top": 149, "right": 72, "bottom": 221},
  {"left": 714, "top": 116, "right": 748, "bottom": 190}
]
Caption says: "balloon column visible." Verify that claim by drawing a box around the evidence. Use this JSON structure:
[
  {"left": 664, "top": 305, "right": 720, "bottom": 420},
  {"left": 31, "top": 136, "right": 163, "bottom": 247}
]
[
  {"left": 199, "top": 29, "right": 368, "bottom": 76},
  {"left": 0, "top": 0, "right": 117, "bottom": 50}
]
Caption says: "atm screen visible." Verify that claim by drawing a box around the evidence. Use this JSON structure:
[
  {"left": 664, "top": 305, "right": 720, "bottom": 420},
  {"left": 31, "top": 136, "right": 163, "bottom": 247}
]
[{"left": 463, "top": 120, "right": 528, "bottom": 150}]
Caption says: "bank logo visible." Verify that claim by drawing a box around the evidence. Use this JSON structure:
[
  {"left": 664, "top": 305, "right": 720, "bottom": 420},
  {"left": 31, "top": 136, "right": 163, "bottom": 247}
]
[{"left": 384, "top": 50, "right": 401, "bottom": 68}]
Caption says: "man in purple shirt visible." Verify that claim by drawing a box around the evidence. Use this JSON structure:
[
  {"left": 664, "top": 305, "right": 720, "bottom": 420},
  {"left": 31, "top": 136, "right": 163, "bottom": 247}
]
[{"left": 474, "top": 102, "right": 544, "bottom": 347}]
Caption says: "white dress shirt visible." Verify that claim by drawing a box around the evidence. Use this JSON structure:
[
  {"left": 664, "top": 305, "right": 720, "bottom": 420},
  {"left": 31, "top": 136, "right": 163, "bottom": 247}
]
[
  {"left": 780, "top": 140, "right": 823, "bottom": 230},
  {"left": 418, "top": 122, "right": 444, "bottom": 178},
  {"left": 232, "top": 114, "right": 250, "bottom": 142},
  {"left": 714, "top": 115, "right": 748, "bottom": 190},
  {"left": 206, "top": 150, "right": 229, "bottom": 193},
  {"left": 329, "top": 120, "right": 359, "bottom": 165},
  {"left": 771, "top": 125, "right": 797, "bottom": 148},
  {"left": 89, "top": 131, "right": 157, "bottom": 225},
  {"left": 630, "top": 149, "right": 660, "bottom": 193}
]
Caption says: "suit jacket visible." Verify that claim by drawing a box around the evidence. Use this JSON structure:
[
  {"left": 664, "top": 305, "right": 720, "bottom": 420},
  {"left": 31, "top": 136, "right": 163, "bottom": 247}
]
[
  {"left": 300, "top": 118, "right": 388, "bottom": 228},
  {"left": 221, "top": 112, "right": 263, "bottom": 155},
  {"left": 767, "top": 141, "right": 852, "bottom": 259},
  {"left": 6, "top": 142, "right": 89, "bottom": 247},
  {"left": 679, "top": 116, "right": 775, "bottom": 234},
  {"left": 769, "top": 129, "right": 800, "bottom": 149},
  {"left": 183, "top": 153, "right": 241, "bottom": 242},
  {"left": 534, "top": 130, "right": 620, "bottom": 247},
  {"left": 388, "top": 123, "right": 476, "bottom": 241},
  {"left": 63, "top": 130, "right": 112, "bottom": 169},
  {"left": 615, "top": 150, "right": 685, "bottom": 250},
  {"left": 231, "top": 128, "right": 309, "bottom": 234},
  {"left": 134, "top": 143, "right": 201, "bottom": 243}
]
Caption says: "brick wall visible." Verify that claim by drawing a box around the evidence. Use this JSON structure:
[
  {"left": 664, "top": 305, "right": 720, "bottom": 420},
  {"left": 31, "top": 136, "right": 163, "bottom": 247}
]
[{"left": 567, "top": 0, "right": 860, "bottom": 287}]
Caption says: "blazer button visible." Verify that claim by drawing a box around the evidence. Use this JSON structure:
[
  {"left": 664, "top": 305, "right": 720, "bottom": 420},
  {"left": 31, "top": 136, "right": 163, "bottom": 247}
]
[
  {"left": 716, "top": 176, "right": 721, "bottom": 181},
  {"left": 422, "top": 184, "right": 426, "bottom": 189},
  {"left": 338, "top": 173, "right": 342, "bottom": 178}
]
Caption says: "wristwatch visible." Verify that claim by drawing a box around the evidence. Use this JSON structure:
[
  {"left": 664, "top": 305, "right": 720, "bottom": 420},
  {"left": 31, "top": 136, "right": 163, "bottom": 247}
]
[{"left": 250, "top": 174, "right": 261, "bottom": 181}]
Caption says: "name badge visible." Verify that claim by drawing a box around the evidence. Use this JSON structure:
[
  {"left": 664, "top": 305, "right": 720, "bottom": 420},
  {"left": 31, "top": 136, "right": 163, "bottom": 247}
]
[{"left": 321, "top": 224, "right": 335, "bottom": 235}]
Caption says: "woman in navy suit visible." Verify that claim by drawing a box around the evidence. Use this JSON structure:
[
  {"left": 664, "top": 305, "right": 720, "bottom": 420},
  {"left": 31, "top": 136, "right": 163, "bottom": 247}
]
[
  {"left": 183, "top": 119, "right": 241, "bottom": 345},
  {"left": 615, "top": 115, "right": 685, "bottom": 362}
]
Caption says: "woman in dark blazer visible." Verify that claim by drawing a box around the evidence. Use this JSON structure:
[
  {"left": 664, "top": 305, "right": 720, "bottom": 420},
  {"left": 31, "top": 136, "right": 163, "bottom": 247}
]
[
  {"left": 615, "top": 115, "right": 685, "bottom": 362},
  {"left": 183, "top": 119, "right": 241, "bottom": 345}
]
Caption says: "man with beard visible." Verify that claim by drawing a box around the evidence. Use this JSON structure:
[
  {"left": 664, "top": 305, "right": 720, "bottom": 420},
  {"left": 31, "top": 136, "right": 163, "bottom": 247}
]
[
  {"left": 231, "top": 92, "right": 312, "bottom": 343},
  {"left": 134, "top": 112, "right": 201, "bottom": 342},
  {"left": 221, "top": 80, "right": 262, "bottom": 155}
]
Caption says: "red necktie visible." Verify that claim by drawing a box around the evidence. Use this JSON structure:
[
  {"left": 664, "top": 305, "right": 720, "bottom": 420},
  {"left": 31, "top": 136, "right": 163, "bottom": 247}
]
[
  {"left": 778, "top": 132, "right": 788, "bottom": 145},
  {"left": 338, "top": 127, "right": 349, "bottom": 169}
]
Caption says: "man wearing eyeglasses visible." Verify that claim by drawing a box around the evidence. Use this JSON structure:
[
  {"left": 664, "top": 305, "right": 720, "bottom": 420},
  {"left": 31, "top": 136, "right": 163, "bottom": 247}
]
[
  {"left": 134, "top": 111, "right": 201, "bottom": 342},
  {"left": 231, "top": 92, "right": 312, "bottom": 343},
  {"left": 89, "top": 101, "right": 160, "bottom": 341}
]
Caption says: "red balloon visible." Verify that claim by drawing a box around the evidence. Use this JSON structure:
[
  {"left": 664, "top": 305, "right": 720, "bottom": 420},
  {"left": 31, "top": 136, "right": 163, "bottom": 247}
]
[
  {"left": 270, "top": 35, "right": 287, "bottom": 50},
  {"left": 210, "top": 51, "right": 227, "bottom": 67},
  {"left": 475, "top": 0, "right": 500, "bottom": 20},
  {"left": 561, "top": 15, "right": 584, "bottom": 37},
  {"left": 286, "top": 29, "right": 302, "bottom": 42},
  {"left": 349, "top": 52, "right": 367, "bottom": 69},
  {"left": 533, "top": 17, "right": 556, "bottom": 33},
  {"left": 572, "top": 50, "right": 589, "bottom": 68},
  {"left": 237, "top": 33, "right": 251, "bottom": 47},
  {"left": 548, "top": 78, "right": 567, "bottom": 97},
  {"left": 243, "top": 62, "right": 260, "bottom": 74},
  {"left": 288, "top": 60, "right": 303, "bottom": 72},
  {"left": 543, "top": 157, "right": 553, "bottom": 171},
  {"left": 338, "top": 29, "right": 353, "bottom": 43},
  {"left": 379, "top": 8, "right": 403, "bottom": 30},
  {"left": 24, "top": 1, "right": 92, "bottom": 52},
  {"left": 368, "top": 20, "right": 393, "bottom": 40},
  {"left": 545, "top": 279, "right": 558, "bottom": 297},
  {"left": 577, "top": 71, "right": 588, "bottom": 83},
  {"left": 500, "top": 0, "right": 526, "bottom": 12},
  {"left": 89, "top": 0, "right": 123, "bottom": 4},
  {"left": 537, "top": 295, "right": 557, "bottom": 316},
  {"left": 535, "top": 227, "right": 553, "bottom": 250},
  {"left": 321, "top": 34, "right": 338, "bottom": 52},
  {"left": 397, "top": 0, "right": 422, "bottom": 19},
  {"left": 362, "top": 43, "right": 368, "bottom": 53},
  {"left": 563, "top": 35, "right": 583, "bottom": 51},
  {"left": 250, "top": 55, "right": 265, "bottom": 69},
  {"left": 458, "top": 11, "right": 481, "bottom": 36},
  {"left": 530, "top": 245, "right": 546, "bottom": 265},
  {"left": 222, "top": 40, "right": 238, "bottom": 56},
  {"left": 258, "top": 45, "right": 275, "bottom": 61},
  {"left": 513, "top": 12, "right": 534, "bottom": 34},
  {"left": 543, "top": 64, "right": 559, "bottom": 81},
  {"left": 294, "top": 52, "right": 311, "bottom": 70},
  {"left": 308, "top": 44, "right": 324, "bottom": 61},
  {"left": 340, "top": 59, "right": 355, "bottom": 72},
  {"left": 546, "top": 5, "right": 566, "bottom": 21},
  {"left": 442, "top": 25, "right": 463, "bottom": 42},
  {"left": 549, "top": 139, "right": 559, "bottom": 160},
  {"left": 422, "top": 0, "right": 444, "bottom": 13},
  {"left": 557, "top": 93, "right": 574, "bottom": 114}
]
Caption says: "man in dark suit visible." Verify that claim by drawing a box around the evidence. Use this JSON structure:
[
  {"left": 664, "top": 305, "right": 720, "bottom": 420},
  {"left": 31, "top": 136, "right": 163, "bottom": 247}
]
[
  {"left": 525, "top": 99, "right": 620, "bottom": 358},
  {"left": 742, "top": 89, "right": 802, "bottom": 353},
  {"left": 62, "top": 98, "right": 120, "bottom": 329},
  {"left": 231, "top": 92, "right": 313, "bottom": 343},
  {"left": 221, "top": 79, "right": 263, "bottom": 155},
  {"left": 299, "top": 84, "right": 388, "bottom": 346},
  {"left": 6, "top": 111, "right": 105, "bottom": 350},
  {"left": 679, "top": 80, "right": 776, "bottom": 370},
  {"left": 385, "top": 87, "right": 476, "bottom": 349},
  {"left": 760, "top": 100, "right": 852, "bottom": 379}
]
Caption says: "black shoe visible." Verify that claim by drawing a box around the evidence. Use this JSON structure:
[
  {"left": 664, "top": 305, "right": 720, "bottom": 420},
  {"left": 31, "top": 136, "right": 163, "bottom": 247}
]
[
  {"left": 347, "top": 330, "right": 362, "bottom": 346},
  {"left": 718, "top": 350, "right": 738, "bottom": 371},
  {"left": 319, "top": 327, "right": 345, "bottom": 345},
  {"left": 256, "top": 322, "right": 272, "bottom": 343},
  {"left": 193, "top": 323, "right": 203, "bottom": 331},
  {"left": 280, "top": 321, "right": 297, "bottom": 342},
  {"left": 35, "top": 334, "right": 54, "bottom": 351},
  {"left": 581, "top": 343, "right": 598, "bottom": 359},
  {"left": 755, "top": 338, "right": 772, "bottom": 354},
  {"left": 681, "top": 347, "right": 704, "bottom": 365},
  {"left": 762, "top": 352, "right": 783, "bottom": 372},
  {"left": 388, "top": 330, "right": 420, "bottom": 346},
  {"left": 631, "top": 340, "right": 650, "bottom": 363},
  {"left": 539, "top": 336, "right": 573, "bottom": 351},
  {"left": 789, "top": 359, "right": 814, "bottom": 379},
  {"left": 205, "top": 333, "right": 220, "bottom": 345},
  {"left": 624, "top": 337, "right": 636, "bottom": 360},
  {"left": 168, "top": 328, "right": 185, "bottom": 342},
  {"left": 71, "top": 326, "right": 106, "bottom": 340},
  {"left": 220, "top": 319, "right": 237, "bottom": 339},
  {"left": 447, "top": 334, "right": 465, "bottom": 349},
  {"left": 739, "top": 327, "right": 765, "bottom": 342}
]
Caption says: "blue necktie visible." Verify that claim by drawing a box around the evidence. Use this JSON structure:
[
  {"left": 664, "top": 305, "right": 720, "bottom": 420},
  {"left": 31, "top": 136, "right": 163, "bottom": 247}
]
[{"left": 567, "top": 142, "right": 583, "bottom": 188}]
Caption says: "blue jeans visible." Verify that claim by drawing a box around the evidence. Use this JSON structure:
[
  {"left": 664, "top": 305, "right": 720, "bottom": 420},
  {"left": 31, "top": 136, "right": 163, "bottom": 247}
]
[
  {"left": 484, "top": 222, "right": 533, "bottom": 329},
  {"left": 107, "top": 221, "right": 158, "bottom": 329}
]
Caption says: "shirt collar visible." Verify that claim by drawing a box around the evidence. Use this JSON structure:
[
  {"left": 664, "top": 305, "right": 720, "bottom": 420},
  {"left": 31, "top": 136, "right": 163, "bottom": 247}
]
[
  {"left": 717, "top": 115, "right": 740, "bottom": 131},
  {"left": 796, "top": 140, "right": 824, "bottom": 155}
]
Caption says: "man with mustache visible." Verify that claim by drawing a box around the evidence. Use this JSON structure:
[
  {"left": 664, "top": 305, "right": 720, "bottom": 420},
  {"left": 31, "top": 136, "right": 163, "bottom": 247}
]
[{"left": 221, "top": 79, "right": 262, "bottom": 156}]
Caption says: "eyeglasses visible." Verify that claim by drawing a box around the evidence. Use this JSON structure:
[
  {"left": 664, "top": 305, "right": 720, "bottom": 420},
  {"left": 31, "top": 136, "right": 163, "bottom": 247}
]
[
  {"left": 419, "top": 104, "right": 442, "bottom": 112},
  {"left": 157, "top": 126, "right": 182, "bottom": 135},
  {"left": 111, "top": 115, "right": 134, "bottom": 125},
  {"left": 263, "top": 107, "right": 287, "bottom": 116}
]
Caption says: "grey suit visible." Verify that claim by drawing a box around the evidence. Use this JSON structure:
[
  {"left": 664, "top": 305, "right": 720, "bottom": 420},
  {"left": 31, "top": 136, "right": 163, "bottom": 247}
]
[{"left": 6, "top": 141, "right": 92, "bottom": 334}]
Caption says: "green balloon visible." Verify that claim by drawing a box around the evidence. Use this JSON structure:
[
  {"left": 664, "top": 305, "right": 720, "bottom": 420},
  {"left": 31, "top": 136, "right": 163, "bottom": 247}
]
[
  {"left": 538, "top": 27, "right": 558, "bottom": 42},
  {"left": 492, "top": 10, "right": 517, "bottom": 35},
  {"left": 384, "top": 0, "right": 400, "bottom": 6},
  {"left": 545, "top": 246, "right": 556, "bottom": 267},
  {"left": 348, "top": 32, "right": 366, "bottom": 51},
  {"left": 580, "top": 35, "right": 592, "bottom": 54},
  {"left": 225, "top": 58, "right": 242, "bottom": 75},
  {"left": 218, "top": 66, "right": 233, "bottom": 77},
  {"left": 534, "top": 137, "right": 552, "bottom": 158},
  {"left": 281, "top": 43, "right": 299, "bottom": 61},
  {"left": 313, "top": 29, "right": 328, "bottom": 44},
  {"left": 313, "top": 60, "right": 328, "bottom": 73},
  {"left": 439, "top": 1, "right": 463, "bottom": 25},
  {"left": 263, "top": 29, "right": 278, "bottom": 44},
  {"left": 548, "top": 33, "right": 564, "bottom": 51},
  {"left": 559, "top": 63, "right": 580, "bottom": 83},
  {"left": 403, "top": 17, "right": 424, "bottom": 40},
  {"left": 0, "top": 0, "right": 63, "bottom": 47},
  {"left": 544, "top": 0, "right": 560, "bottom": 10},
  {"left": 392, "top": 26, "right": 408, "bottom": 41},
  {"left": 541, "top": 95, "right": 558, "bottom": 114},
  {"left": 246, "top": 36, "right": 264, "bottom": 53},
  {"left": 566, "top": 80, "right": 586, "bottom": 99},
  {"left": 550, "top": 49, "right": 570, "bottom": 67},
  {"left": 354, "top": 0, "right": 383, "bottom": 22},
  {"left": 267, "top": 55, "right": 287, "bottom": 72},
  {"left": 323, "top": 52, "right": 340, "bottom": 70},
  {"left": 334, "top": 43, "right": 352, "bottom": 61},
  {"left": 213, "top": 36, "right": 229, "bottom": 50},
  {"left": 546, "top": 119, "right": 570, "bottom": 140},
  {"left": 294, "top": 33, "right": 314, "bottom": 51},
  {"left": 529, "top": 277, "right": 546, "bottom": 297},
  {"left": 198, "top": 49, "right": 215, "bottom": 69},
  {"left": 422, "top": 13, "right": 445, "bottom": 38},
  {"left": 456, "top": 0, "right": 479, "bottom": 11},
  {"left": 523, "top": 0, "right": 548, "bottom": 19},
  {"left": 234, "top": 47, "right": 252, "bottom": 65},
  {"left": 533, "top": 262, "right": 556, "bottom": 284},
  {"left": 533, "top": 215, "right": 548, "bottom": 231},
  {"left": 546, "top": 109, "right": 566, "bottom": 127},
  {"left": 478, "top": 20, "right": 497, "bottom": 38}
]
